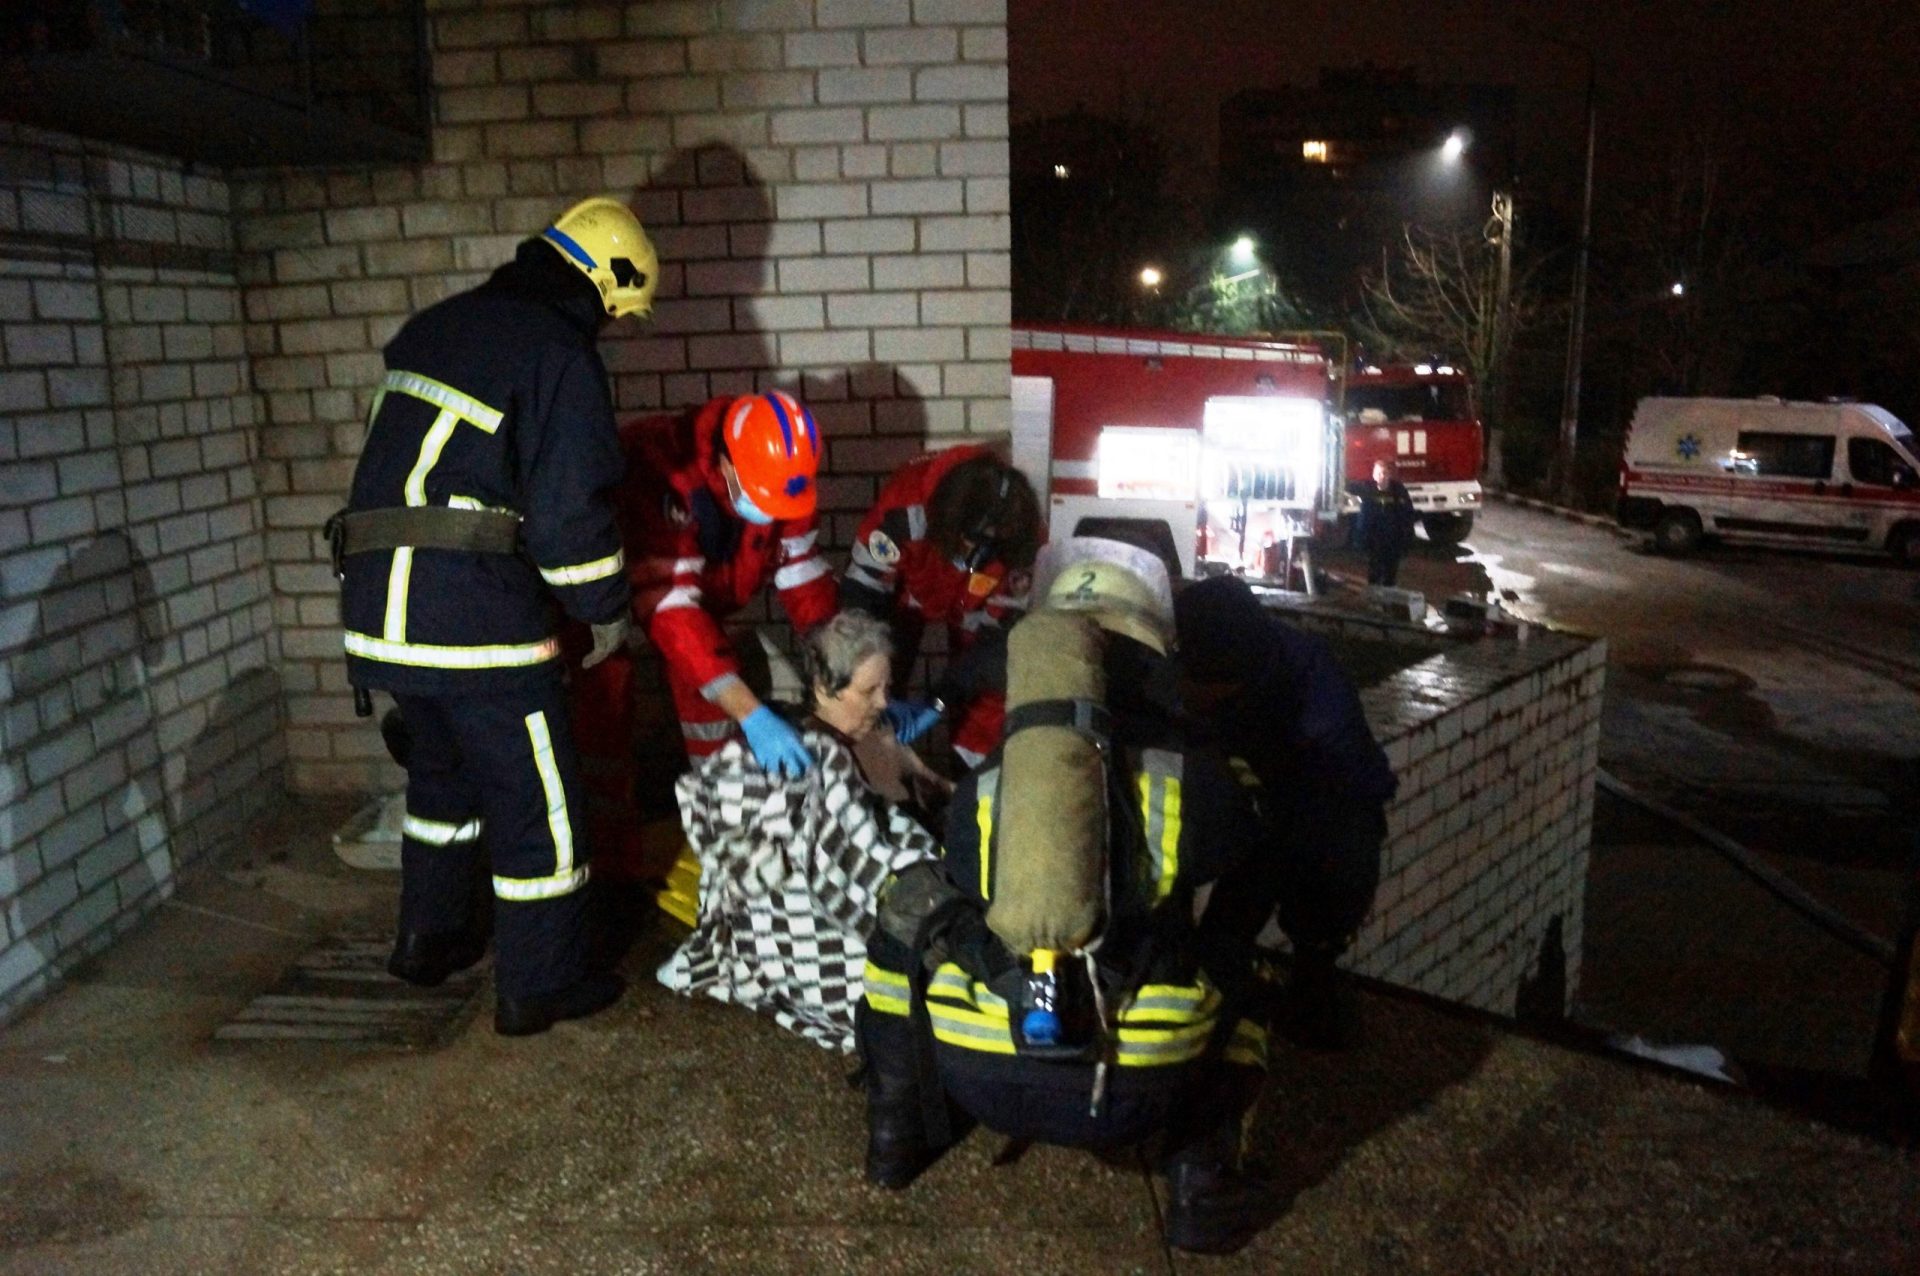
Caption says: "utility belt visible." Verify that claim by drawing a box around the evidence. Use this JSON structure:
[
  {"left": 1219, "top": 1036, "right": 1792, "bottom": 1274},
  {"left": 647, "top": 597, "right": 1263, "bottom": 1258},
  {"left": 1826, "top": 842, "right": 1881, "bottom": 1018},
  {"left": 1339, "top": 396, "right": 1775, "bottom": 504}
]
[{"left": 324, "top": 506, "right": 521, "bottom": 579}]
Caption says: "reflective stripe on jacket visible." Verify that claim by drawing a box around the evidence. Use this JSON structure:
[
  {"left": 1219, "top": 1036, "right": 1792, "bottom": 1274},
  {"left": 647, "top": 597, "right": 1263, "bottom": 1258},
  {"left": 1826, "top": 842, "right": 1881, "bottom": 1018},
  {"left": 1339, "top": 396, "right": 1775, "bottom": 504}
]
[{"left": 341, "top": 241, "right": 629, "bottom": 693}]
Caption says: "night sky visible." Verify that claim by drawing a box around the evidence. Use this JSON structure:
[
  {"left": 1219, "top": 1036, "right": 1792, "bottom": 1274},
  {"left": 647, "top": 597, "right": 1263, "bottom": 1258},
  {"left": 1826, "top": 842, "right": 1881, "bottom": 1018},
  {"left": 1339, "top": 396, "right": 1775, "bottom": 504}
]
[{"left": 1011, "top": 0, "right": 1920, "bottom": 242}]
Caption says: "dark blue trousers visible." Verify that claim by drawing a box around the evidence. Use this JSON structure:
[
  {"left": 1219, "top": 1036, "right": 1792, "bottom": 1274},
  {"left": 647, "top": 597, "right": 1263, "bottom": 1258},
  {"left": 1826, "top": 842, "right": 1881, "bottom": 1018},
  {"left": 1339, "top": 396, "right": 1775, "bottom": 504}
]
[{"left": 394, "top": 679, "right": 590, "bottom": 999}]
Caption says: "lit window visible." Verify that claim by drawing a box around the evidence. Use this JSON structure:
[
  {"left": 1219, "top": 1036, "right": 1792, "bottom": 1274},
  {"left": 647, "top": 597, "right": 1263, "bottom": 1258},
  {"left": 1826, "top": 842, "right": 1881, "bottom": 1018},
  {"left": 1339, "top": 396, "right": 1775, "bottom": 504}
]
[
  {"left": 1053, "top": 164, "right": 1070, "bottom": 179},
  {"left": 1301, "top": 140, "right": 1329, "bottom": 162}
]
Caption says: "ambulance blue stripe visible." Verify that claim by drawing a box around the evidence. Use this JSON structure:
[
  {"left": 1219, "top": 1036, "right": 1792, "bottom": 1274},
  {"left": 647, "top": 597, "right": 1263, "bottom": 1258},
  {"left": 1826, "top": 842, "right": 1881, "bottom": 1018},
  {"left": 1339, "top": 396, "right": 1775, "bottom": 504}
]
[
  {"left": 542, "top": 228, "right": 597, "bottom": 270},
  {"left": 766, "top": 393, "right": 796, "bottom": 456}
]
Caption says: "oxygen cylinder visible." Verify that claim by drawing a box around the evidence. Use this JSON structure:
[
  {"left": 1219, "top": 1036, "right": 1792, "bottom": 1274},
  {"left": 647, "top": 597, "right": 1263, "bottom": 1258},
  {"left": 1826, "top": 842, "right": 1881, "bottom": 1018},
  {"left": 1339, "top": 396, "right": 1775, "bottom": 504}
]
[{"left": 985, "top": 609, "right": 1107, "bottom": 954}]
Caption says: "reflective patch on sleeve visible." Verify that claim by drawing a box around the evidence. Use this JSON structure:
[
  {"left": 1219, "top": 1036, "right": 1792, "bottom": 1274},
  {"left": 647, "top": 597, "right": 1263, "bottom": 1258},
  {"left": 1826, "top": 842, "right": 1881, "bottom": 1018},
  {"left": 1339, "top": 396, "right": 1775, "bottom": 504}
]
[
  {"left": 774, "top": 556, "right": 831, "bottom": 590},
  {"left": 865, "top": 528, "right": 902, "bottom": 566},
  {"left": 539, "top": 548, "right": 625, "bottom": 586}
]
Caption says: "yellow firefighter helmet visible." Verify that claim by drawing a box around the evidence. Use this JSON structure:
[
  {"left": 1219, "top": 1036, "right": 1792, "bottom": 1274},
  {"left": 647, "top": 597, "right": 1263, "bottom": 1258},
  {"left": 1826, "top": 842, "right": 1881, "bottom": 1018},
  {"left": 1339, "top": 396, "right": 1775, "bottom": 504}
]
[{"left": 540, "top": 197, "right": 659, "bottom": 319}]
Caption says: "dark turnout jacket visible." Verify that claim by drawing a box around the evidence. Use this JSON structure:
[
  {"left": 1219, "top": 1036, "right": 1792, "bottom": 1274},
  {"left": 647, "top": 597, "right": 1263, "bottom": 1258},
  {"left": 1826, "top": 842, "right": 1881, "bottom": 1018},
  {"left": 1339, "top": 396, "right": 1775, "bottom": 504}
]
[{"left": 342, "top": 241, "right": 630, "bottom": 694}]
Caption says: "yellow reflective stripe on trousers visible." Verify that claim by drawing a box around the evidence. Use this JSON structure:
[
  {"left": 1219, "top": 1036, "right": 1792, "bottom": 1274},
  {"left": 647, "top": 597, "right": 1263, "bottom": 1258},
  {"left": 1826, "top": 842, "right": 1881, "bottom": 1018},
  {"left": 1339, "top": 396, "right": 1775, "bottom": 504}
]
[
  {"left": 493, "top": 709, "right": 586, "bottom": 902},
  {"left": 863, "top": 960, "right": 912, "bottom": 1016},
  {"left": 384, "top": 370, "right": 504, "bottom": 433},
  {"left": 345, "top": 631, "right": 561, "bottom": 670},
  {"left": 538, "top": 548, "right": 625, "bottom": 587},
  {"left": 926, "top": 1001, "right": 1017, "bottom": 1054},
  {"left": 402, "top": 813, "right": 482, "bottom": 845}
]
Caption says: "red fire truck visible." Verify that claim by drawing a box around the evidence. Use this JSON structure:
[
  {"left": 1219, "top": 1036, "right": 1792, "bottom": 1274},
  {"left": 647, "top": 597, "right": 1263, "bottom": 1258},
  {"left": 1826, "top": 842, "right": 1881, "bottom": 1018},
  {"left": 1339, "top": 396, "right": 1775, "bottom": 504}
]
[
  {"left": 1342, "top": 362, "right": 1485, "bottom": 544},
  {"left": 1010, "top": 324, "right": 1339, "bottom": 580}
]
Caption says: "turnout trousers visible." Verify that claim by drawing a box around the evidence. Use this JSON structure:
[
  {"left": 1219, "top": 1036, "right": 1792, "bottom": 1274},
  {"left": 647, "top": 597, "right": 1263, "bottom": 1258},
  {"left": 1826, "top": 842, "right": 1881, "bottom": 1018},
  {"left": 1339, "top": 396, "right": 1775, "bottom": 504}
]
[{"left": 394, "top": 678, "right": 592, "bottom": 999}]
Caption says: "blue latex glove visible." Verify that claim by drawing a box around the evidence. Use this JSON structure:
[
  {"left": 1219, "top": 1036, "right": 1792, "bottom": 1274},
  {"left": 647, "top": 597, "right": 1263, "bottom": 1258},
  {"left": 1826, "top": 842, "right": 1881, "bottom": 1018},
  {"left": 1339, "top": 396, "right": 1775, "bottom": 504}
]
[
  {"left": 741, "top": 706, "right": 812, "bottom": 779},
  {"left": 883, "top": 698, "right": 943, "bottom": 745}
]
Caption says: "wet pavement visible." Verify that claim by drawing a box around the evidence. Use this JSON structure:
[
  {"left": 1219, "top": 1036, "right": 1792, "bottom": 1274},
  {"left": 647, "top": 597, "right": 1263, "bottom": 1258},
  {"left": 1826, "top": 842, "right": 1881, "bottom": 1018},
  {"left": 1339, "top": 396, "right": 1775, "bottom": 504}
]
[
  {"left": 1, "top": 795, "right": 1914, "bottom": 1274},
  {"left": 1331, "top": 503, "right": 1919, "bottom": 1076}
]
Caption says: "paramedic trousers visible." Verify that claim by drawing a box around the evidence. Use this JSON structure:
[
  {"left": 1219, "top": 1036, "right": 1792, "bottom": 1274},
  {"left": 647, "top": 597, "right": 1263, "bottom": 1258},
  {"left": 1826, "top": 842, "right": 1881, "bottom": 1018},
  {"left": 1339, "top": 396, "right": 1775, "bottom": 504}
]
[{"left": 394, "top": 680, "right": 591, "bottom": 999}]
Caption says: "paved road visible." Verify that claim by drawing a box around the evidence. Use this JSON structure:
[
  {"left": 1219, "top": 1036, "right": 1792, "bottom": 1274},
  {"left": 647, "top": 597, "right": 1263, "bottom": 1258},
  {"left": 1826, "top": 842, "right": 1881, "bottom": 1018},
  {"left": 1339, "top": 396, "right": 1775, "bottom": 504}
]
[
  {"left": 1358, "top": 502, "right": 1919, "bottom": 1073},
  {"left": 1391, "top": 501, "right": 1920, "bottom": 855}
]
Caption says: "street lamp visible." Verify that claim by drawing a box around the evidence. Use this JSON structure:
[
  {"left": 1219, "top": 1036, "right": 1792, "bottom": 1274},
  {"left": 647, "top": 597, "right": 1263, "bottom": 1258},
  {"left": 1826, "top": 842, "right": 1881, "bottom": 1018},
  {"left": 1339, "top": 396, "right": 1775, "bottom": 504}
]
[
  {"left": 1230, "top": 235, "right": 1257, "bottom": 265},
  {"left": 1441, "top": 129, "right": 1468, "bottom": 163},
  {"left": 1138, "top": 266, "right": 1164, "bottom": 288},
  {"left": 1669, "top": 280, "right": 1686, "bottom": 297}
]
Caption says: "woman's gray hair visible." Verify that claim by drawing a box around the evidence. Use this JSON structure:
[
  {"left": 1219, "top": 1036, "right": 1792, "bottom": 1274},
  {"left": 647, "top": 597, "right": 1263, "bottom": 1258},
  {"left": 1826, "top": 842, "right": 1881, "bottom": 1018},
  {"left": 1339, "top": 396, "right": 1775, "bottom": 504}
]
[{"left": 801, "top": 610, "right": 893, "bottom": 703}]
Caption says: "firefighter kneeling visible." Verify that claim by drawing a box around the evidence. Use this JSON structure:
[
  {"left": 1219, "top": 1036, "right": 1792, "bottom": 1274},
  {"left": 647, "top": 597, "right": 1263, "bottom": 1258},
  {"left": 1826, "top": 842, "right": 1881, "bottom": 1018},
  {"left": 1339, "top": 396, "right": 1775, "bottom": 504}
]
[{"left": 857, "top": 538, "right": 1279, "bottom": 1255}]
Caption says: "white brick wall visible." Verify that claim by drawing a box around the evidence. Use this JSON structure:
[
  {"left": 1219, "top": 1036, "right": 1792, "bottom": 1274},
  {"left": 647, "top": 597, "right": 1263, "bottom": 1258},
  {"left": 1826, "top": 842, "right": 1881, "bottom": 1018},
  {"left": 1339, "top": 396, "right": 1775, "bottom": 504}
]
[
  {"left": 234, "top": 0, "right": 1011, "bottom": 791},
  {"left": 1271, "top": 603, "right": 1605, "bottom": 1017},
  {"left": 0, "top": 124, "right": 285, "bottom": 1025}
]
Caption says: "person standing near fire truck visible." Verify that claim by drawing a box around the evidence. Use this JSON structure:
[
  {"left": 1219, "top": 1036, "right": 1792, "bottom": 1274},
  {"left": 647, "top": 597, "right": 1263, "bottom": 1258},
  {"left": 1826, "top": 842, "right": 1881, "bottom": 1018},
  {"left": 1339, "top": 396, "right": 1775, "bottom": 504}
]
[
  {"left": 332, "top": 196, "right": 651, "bottom": 1036},
  {"left": 1356, "top": 458, "right": 1418, "bottom": 586},
  {"left": 840, "top": 447, "right": 1042, "bottom": 766},
  {"left": 622, "top": 390, "right": 837, "bottom": 775}
]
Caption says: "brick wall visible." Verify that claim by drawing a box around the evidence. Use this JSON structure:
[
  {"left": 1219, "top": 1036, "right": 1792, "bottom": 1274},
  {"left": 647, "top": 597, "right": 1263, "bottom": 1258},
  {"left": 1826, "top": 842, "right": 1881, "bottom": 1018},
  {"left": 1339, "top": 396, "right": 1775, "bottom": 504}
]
[
  {"left": 0, "top": 125, "right": 284, "bottom": 1023},
  {"left": 1263, "top": 599, "right": 1605, "bottom": 1017},
  {"left": 233, "top": 0, "right": 1012, "bottom": 791}
]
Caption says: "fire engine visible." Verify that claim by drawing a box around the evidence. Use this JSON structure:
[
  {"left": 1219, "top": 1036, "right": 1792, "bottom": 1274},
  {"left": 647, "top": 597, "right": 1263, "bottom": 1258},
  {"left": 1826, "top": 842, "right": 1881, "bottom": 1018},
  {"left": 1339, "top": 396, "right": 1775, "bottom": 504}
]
[
  {"left": 1010, "top": 324, "right": 1339, "bottom": 581},
  {"left": 1342, "top": 362, "right": 1485, "bottom": 544}
]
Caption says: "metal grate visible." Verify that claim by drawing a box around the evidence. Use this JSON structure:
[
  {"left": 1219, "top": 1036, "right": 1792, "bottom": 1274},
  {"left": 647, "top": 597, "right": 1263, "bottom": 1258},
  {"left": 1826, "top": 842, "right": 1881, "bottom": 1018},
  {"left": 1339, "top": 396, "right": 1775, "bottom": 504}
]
[{"left": 214, "top": 930, "right": 489, "bottom": 1050}]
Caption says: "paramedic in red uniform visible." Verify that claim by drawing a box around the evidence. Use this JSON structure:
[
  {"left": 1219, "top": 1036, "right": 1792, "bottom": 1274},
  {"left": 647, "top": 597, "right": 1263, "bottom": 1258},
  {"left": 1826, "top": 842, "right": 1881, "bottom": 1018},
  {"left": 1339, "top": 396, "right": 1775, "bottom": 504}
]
[
  {"left": 839, "top": 447, "right": 1041, "bottom": 766},
  {"left": 622, "top": 390, "right": 837, "bottom": 776}
]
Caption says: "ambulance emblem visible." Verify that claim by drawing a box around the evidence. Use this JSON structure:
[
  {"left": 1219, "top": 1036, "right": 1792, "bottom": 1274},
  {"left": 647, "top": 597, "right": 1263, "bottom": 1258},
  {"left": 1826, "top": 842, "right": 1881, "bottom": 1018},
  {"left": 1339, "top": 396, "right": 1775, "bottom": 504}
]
[
  {"left": 866, "top": 529, "right": 901, "bottom": 566},
  {"left": 1677, "top": 433, "right": 1701, "bottom": 461}
]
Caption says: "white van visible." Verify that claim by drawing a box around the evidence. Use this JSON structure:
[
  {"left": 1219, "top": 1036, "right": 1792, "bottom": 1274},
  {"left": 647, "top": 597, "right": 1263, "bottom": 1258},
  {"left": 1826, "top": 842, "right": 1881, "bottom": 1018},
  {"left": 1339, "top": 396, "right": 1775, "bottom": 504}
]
[{"left": 1617, "top": 397, "right": 1920, "bottom": 563}]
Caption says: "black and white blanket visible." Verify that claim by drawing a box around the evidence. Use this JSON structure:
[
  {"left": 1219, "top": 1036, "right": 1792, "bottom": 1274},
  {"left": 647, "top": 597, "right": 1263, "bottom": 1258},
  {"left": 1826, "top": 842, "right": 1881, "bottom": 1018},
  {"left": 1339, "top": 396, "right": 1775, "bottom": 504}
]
[{"left": 656, "top": 729, "right": 939, "bottom": 1053}]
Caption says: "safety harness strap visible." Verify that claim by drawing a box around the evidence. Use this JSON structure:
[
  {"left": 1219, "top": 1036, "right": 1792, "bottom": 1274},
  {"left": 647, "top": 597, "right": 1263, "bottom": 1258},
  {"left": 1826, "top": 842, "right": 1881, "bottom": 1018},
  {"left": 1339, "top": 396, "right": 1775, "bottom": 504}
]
[
  {"left": 327, "top": 506, "right": 521, "bottom": 570},
  {"left": 1000, "top": 697, "right": 1113, "bottom": 751}
]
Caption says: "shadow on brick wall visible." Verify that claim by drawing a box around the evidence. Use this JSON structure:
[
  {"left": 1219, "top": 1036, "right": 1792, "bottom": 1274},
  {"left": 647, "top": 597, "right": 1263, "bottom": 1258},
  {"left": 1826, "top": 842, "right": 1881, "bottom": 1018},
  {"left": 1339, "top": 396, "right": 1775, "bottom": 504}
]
[{"left": 2, "top": 531, "right": 174, "bottom": 1007}]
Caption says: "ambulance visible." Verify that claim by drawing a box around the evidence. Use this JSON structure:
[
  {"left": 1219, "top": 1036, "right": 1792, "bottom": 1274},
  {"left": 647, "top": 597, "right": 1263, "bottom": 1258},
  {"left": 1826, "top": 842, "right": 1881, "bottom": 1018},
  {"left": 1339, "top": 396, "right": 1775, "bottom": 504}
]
[{"left": 1617, "top": 396, "right": 1920, "bottom": 563}]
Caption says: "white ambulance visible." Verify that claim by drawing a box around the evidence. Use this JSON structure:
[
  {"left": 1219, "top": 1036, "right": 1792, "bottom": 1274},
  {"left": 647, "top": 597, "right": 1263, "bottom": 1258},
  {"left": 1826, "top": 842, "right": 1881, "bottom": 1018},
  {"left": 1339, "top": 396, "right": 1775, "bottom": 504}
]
[{"left": 1617, "top": 397, "right": 1920, "bottom": 564}]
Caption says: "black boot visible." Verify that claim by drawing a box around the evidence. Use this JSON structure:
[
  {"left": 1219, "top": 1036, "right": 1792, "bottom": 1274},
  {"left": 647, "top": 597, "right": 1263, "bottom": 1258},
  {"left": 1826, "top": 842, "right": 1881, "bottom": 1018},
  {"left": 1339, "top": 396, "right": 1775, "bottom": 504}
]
[
  {"left": 494, "top": 971, "right": 625, "bottom": 1037},
  {"left": 859, "top": 1004, "right": 952, "bottom": 1189},
  {"left": 1163, "top": 1158, "right": 1281, "bottom": 1255},
  {"left": 387, "top": 929, "right": 489, "bottom": 988},
  {"left": 1281, "top": 944, "right": 1359, "bottom": 1051}
]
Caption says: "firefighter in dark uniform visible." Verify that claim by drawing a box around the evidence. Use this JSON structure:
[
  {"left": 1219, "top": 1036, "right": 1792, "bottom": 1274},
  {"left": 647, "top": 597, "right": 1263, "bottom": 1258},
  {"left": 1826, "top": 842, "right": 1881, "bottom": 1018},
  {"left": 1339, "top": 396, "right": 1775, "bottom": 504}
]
[
  {"left": 857, "top": 539, "right": 1281, "bottom": 1255},
  {"left": 331, "top": 196, "right": 653, "bottom": 1036},
  {"left": 1174, "top": 574, "right": 1395, "bottom": 1047},
  {"left": 840, "top": 446, "right": 1042, "bottom": 765},
  {"left": 1355, "top": 458, "right": 1419, "bottom": 586}
]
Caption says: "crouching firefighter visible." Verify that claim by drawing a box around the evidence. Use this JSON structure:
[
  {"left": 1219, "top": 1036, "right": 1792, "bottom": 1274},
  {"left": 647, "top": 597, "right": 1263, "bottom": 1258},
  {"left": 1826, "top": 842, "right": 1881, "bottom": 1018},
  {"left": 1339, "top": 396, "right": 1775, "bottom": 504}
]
[
  {"left": 329, "top": 196, "right": 653, "bottom": 1036},
  {"left": 856, "top": 538, "right": 1281, "bottom": 1255}
]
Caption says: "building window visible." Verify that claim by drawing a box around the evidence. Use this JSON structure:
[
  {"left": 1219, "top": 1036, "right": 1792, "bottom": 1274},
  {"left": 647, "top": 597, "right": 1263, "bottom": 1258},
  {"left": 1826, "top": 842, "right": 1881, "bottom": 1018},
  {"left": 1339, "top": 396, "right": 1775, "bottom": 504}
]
[
  {"left": 1301, "top": 139, "right": 1329, "bottom": 162},
  {"left": 1053, "top": 164, "right": 1070, "bottom": 179}
]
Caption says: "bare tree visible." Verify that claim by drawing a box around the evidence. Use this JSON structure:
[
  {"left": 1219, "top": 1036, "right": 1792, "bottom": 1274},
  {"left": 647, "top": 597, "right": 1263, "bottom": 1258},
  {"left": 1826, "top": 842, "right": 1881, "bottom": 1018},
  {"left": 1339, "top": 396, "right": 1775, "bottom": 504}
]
[{"left": 1356, "top": 221, "right": 1553, "bottom": 433}]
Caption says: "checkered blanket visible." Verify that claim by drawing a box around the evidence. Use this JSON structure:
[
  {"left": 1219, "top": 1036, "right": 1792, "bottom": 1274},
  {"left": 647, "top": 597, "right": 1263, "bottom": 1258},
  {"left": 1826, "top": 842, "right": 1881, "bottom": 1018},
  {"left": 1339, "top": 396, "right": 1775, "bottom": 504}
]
[{"left": 657, "top": 728, "right": 940, "bottom": 1053}]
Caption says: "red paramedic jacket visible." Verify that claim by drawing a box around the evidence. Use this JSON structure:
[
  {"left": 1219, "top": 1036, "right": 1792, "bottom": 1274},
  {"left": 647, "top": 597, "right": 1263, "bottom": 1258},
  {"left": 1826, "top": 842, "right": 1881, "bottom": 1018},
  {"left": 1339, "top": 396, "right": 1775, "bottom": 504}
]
[
  {"left": 842, "top": 444, "right": 1026, "bottom": 642},
  {"left": 621, "top": 397, "right": 837, "bottom": 697}
]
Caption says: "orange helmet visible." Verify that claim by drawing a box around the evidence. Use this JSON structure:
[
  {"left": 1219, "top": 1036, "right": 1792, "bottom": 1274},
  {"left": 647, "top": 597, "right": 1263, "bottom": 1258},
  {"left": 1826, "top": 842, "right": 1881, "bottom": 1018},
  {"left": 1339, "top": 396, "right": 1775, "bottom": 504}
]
[{"left": 722, "top": 391, "right": 822, "bottom": 521}]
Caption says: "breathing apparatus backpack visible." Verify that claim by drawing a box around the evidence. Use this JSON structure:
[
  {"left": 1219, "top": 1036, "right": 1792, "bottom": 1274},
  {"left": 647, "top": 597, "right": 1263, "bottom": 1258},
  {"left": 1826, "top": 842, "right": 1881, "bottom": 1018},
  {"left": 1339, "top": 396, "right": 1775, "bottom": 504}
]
[{"left": 981, "top": 608, "right": 1195, "bottom": 1100}]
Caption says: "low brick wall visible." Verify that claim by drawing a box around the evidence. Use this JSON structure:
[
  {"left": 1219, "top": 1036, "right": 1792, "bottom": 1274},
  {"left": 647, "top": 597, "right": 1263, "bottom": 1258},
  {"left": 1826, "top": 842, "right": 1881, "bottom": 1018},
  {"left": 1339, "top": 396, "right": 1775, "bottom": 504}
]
[{"left": 1269, "top": 598, "right": 1605, "bottom": 1018}]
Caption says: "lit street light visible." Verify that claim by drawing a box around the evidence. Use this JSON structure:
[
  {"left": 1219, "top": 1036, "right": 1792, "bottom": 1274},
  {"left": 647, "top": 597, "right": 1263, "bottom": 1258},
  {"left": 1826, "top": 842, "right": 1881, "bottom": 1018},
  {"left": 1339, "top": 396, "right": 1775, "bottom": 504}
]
[
  {"left": 1442, "top": 129, "right": 1468, "bottom": 163},
  {"left": 1138, "top": 266, "right": 1163, "bottom": 288},
  {"left": 1670, "top": 280, "right": 1686, "bottom": 297},
  {"left": 1230, "top": 235, "right": 1257, "bottom": 265}
]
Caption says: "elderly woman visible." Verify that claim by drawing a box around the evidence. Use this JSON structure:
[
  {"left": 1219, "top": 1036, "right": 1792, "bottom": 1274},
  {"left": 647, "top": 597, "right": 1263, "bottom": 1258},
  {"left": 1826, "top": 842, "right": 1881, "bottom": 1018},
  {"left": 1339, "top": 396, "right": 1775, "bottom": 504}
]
[{"left": 657, "top": 612, "right": 947, "bottom": 1052}]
